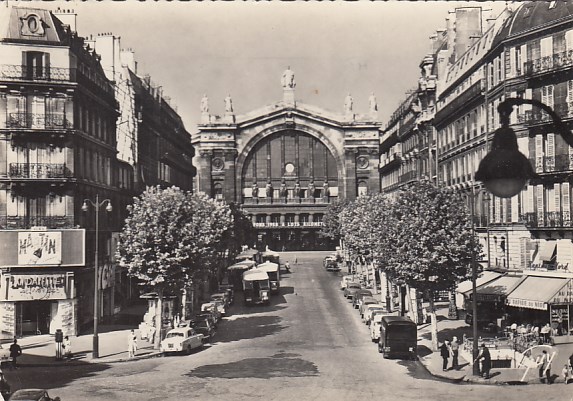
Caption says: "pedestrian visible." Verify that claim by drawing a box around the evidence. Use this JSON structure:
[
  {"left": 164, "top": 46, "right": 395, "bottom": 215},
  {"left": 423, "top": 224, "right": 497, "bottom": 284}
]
[
  {"left": 539, "top": 350, "right": 552, "bottom": 384},
  {"left": 562, "top": 364, "right": 570, "bottom": 385},
  {"left": 63, "top": 336, "right": 72, "bottom": 360},
  {"left": 9, "top": 339, "right": 21, "bottom": 370},
  {"left": 450, "top": 336, "right": 459, "bottom": 370},
  {"left": 285, "top": 261, "right": 290, "bottom": 272},
  {"left": 294, "top": 256, "right": 298, "bottom": 264},
  {"left": 128, "top": 329, "right": 138, "bottom": 358},
  {"left": 477, "top": 344, "right": 491, "bottom": 379},
  {"left": 439, "top": 340, "right": 450, "bottom": 371}
]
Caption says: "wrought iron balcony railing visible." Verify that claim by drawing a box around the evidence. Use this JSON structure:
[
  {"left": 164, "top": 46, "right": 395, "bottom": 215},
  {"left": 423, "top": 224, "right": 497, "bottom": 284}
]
[
  {"left": 0, "top": 215, "right": 75, "bottom": 229},
  {"left": 529, "top": 154, "right": 573, "bottom": 174},
  {"left": 6, "top": 113, "right": 72, "bottom": 130},
  {"left": 519, "top": 212, "right": 572, "bottom": 228},
  {"left": 524, "top": 50, "right": 573, "bottom": 76},
  {"left": 9, "top": 163, "right": 71, "bottom": 179},
  {"left": 243, "top": 197, "right": 331, "bottom": 205},
  {"left": 0, "top": 65, "right": 75, "bottom": 82}
]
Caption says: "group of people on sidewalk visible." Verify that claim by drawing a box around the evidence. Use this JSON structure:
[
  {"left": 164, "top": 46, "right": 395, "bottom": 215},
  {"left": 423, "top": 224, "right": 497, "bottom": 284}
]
[{"left": 439, "top": 338, "right": 492, "bottom": 379}]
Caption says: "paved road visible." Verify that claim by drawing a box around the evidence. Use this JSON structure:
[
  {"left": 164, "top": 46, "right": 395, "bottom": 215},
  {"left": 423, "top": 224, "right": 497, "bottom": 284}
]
[{"left": 5, "top": 252, "right": 571, "bottom": 400}]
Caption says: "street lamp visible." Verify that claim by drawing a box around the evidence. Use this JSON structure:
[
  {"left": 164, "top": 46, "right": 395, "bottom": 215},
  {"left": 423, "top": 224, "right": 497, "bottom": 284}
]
[
  {"left": 459, "top": 184, "right": 488, "bottom": 376},
  {"left": 476, "top": 98, "right": 573, "bottom": 198},
  {"left": 82, "top": 194, "right": 112, "bottom": 359}
]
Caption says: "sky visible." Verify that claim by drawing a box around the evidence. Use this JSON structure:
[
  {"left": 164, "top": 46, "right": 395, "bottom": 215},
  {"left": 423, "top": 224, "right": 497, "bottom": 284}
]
[{"left": 33, "top": 1, "right": 508, "bottom": 133}]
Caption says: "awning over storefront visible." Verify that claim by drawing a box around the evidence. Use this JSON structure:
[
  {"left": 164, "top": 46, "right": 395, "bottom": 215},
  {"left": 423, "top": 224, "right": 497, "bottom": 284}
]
[
  {"left": 475, "top": 276, "right": 522, "bottom": 302},
  {"left": 456, "top": 271, "right": 502, "bottom": 295},
  {"left": 533, "top": 241, "right": 557, "bottom": 265},
  {"left": 506, "top": 276, "right": 571, "bottom": 311}
]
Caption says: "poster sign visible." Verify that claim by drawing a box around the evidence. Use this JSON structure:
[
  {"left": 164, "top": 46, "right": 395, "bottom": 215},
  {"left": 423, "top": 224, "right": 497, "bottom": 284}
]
[
  {"left": 5, "top": 273, "right": 68, "bottom": 301},
  {"left": 507, "top": 298, "right": 547, "bottom": 310},
  {"left": 99, "top": 263, "right": 115, "bottom": 290},
  {"left": 18, "top": 231, "right": 62, "bottom": 265}
]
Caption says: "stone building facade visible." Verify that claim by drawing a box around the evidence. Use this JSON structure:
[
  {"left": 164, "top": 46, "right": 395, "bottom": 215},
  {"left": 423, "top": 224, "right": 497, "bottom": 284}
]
[{"left": 194, "top": 71, "right": 382, "bottom": 250}]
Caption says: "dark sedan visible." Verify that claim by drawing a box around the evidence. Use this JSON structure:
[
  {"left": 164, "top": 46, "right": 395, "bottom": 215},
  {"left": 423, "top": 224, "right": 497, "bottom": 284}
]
[
  {"left": 10, "top": 389, "right": 61, "bottom": 401},
  {"left": 352, "top": 289, "right": 373, "bottom": 309},
  {"left": 192, "top": 318, "right": 216, "bottom": 342}
]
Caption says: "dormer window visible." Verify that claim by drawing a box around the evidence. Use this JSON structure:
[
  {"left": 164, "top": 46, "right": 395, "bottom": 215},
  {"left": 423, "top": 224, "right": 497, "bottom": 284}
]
[{"left": 20, "top": 13, "right": 45, "bottom": 37}]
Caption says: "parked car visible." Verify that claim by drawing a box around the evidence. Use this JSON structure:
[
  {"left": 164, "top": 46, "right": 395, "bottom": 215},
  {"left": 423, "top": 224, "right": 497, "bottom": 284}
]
[
  {"left": 218, "top": 284, "right": 235, "bottom": 305},
  {"left": 200, "top": 302, "right": 222, "bottom": 321},
  {"left": 359, "top": 297, "right": 379, "bottom": 317},
  {"left": 195, "top": 311, "right": 218, "bottom": 328},
  {"left": 191, "top": 318, "right": 216, "bottom": 342},
  {"left": 0, "top": 343, "right": 11, "bottom": 367},
  {"left": 10, "top": 389, "right": 61, "bottom": 401},
  {"left": 352, "top": 289, "right": 373, "bottom": 308},
  {"left": 377, "top": 316, "right": 417, "bottom": 359},
  {"left": 210, "top": 299, "right": 227, "bottom": 315},
  {"left": 211, "top": 292, "right": 230, "bottom": 308},
  {"left": 370, "top": 314, "right": 384, "bottom": 342},
  {"left": 340, "top": 275, "right": 354, "bottom": 290},
  {"left": 362, "top": 304, "right": 385, "bottom": 324},
  {"left": 344, "top": 282, "right": 362, "bottom": 299},
  {"left": 160, "top": 327, "right": 204, "bottom": 355}
]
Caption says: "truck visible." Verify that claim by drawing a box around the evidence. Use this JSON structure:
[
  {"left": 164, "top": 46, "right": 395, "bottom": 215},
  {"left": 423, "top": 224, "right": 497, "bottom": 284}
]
[{"left": 242, "top": 268, "right": 271, "bottom": 306}]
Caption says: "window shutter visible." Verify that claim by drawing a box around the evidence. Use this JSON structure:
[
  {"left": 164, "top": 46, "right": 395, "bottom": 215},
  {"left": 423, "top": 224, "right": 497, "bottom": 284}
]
[
  {"left": 509, "top": 47, "right": 516, "bottom": 78},
  {"left": 566, "top": 29, "right": 573, "bottom": 51},
  {"left": 536, "top": 135, "right": 544, "bottom": 173},
  {"left": 511, "top": 194, "right": 519, "bottom": 222},
  {"left": 546, "top": 133, "right": 555, "bottom": 172},
  {"left": 21, "top": 51, "right": 27, "bottom": 78},
  {"left": 563, "top": 182, "right": 571, "bottom": 226},
  {"left": 537, "top": 184, "right": 545, "bottom": 227}
]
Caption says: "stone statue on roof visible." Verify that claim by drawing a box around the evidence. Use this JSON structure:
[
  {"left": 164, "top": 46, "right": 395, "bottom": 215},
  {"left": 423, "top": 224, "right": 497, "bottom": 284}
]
[
  {"left": 344, "top": 93, "right": 354, "bottom": 113},
  {"left": 224, "top": 94, "right": 234, "bottom": 113},
  {"left": 281, "top": 66, "right": 296, "bottom": 89},
  {"left": 368, "top": 92, "right": 378, "bottom": 113},
  {"left": 200, "top": 94, "right": 209, "bottom": 113}
]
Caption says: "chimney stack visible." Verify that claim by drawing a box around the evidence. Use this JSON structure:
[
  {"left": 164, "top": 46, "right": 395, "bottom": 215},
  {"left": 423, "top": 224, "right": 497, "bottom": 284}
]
[{"left": 53, "top": 8, "right": 77, "bottom": 32}]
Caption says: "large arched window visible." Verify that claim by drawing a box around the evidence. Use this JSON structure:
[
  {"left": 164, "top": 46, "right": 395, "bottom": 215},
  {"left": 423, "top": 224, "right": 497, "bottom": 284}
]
[{"left": 242, "top": 130, "right": 338, "bottom": 198}]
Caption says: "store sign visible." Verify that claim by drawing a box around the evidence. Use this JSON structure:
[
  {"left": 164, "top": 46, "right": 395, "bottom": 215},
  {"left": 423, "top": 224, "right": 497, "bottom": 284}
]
[
  {"left": 507, "top": 298, "right": 547, "bottom": 311},
  {"left": 99, "top": 263, "right": 115, "bottom": 290},
  {"left": 0, "top": 229, "right": 84, "bottom": 267},
  {"left": 5, "top": 273, "right": 68, "bottom": 301},
  {"left": 18, "top": 231, "right": 61, "bottom": 265},
  {"left": 551, "top": 281, "right": 573, "bottom": 304}
]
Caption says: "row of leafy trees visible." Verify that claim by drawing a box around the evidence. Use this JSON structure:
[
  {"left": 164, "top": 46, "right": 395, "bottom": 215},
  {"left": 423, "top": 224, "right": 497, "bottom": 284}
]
[
  {"left": 320, "top": 180, "right": 481, "bottom": 349},
  {"left": 116, "top": 186, "right": 255, "bottom": 348}
]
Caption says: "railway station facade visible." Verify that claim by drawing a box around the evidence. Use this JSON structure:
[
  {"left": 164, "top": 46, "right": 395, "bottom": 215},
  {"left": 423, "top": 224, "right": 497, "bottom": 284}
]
[{"left": 193, "top": 72, "right": 382, "bottom": 250}]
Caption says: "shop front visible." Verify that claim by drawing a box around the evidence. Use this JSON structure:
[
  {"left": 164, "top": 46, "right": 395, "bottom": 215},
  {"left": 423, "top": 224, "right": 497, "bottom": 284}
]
[
  {"left": 506, "top": 275, "right": 573, "bottom": 342},
  {"left": 0, "top": 271, "right": 76, "bottom": 339}
]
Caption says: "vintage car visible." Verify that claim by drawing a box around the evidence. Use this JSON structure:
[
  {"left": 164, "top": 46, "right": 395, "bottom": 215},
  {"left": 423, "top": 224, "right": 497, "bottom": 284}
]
[
  {"left": 210, "top": 292, "right": 230, "bottom": 308},
  {"left": 340, "top": 275, "right": 354, "bottom": 290},
  {"left": 160, "top": 327, "right": 204, "bottom": 354},
  {"left": 0, "top": 343, "right": 11, "bottom": 367},
  {"left": 218, "top": 284, "right": 235, "bottom": 305},
  {"left": 343, "top": 282, "right": 362, "bottom": 299},
  {"left": 10, "top": 389, "right": 61, "bottom": 401},
  {"left": 362, "top": 304, "right": 385, "bottom": 324},
  {"left": 358, "top": 297, "right": 380, "bottom": 317},
  {"left": 370, "top": 314, "right": 384, "bottom": 342},
  {"left": 352, "top": 289, "right": 373, "bottom": 308},
  {"left": 200, "top": 302, "right": 222, "bottom": 321},
  {"left": 191, "top": 318, "right": 216, "bottom": 342}
]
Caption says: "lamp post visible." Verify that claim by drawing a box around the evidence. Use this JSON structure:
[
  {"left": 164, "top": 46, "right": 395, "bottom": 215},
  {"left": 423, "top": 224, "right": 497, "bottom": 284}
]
[
  {"left": 82, "top": 194, "right": 112, "bottom": 359},
  {"left": 476, "top": 98, "right": 573, "bottom": 198},
  {"left": 459, "top": 184, "right": 488, "bottom": 376}
]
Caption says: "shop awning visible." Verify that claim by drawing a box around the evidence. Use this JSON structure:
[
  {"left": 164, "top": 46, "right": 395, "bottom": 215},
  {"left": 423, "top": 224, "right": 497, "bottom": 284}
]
[
  {"left": 456, "top": 271, "right": 502, "bottom": 295},
  {"left": 533, "top": 241, "right": 557, "bottom": 264},
  {"left": 506, "top": 276, "right": 570, "bottom": 311},
  {"left": 475, "top": 276, "right": 522, "bottom": 302}
]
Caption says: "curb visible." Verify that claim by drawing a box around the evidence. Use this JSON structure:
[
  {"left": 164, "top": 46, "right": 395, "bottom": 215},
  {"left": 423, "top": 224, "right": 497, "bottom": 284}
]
[{"left": 18, "top": 351, "right": 164, "bottom": 368}]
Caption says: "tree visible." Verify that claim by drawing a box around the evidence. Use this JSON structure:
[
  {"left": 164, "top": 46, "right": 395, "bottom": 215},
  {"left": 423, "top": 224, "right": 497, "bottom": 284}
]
[
  {"left": 383, "top": 180, "right": 479, "bottom": 349},
  {"left": 117, "top": 186, "right": 232, "bottom": 349},
  {"left": 320, "top": 199, "right": 350, "bottom": 243}
]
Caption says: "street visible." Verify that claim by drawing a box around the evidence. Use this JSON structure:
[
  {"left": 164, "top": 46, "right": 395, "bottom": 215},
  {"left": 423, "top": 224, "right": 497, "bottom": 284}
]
[{"left": 4, "top": 252, "right": 571, "bottom": 401}]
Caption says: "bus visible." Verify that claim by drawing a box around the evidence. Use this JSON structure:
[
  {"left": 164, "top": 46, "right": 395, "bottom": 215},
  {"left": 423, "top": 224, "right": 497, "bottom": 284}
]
[
  {"left": 256, "top": 262, "right": 280, "bottom": 294},
  {"left": 227, "top": 261, "right": 257, "bottom": 291},
  {"left": 242, "top": 269, "right": 270, "bottom": 306},
  {"left": 377, "top": 316, "right": 417, "bottom": 359}
]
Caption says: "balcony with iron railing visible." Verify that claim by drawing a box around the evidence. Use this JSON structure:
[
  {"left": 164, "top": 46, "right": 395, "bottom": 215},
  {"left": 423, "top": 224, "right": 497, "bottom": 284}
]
[
  {"left": 524, "top": 50, "right": 573, "bottom": 76},
  {"left": 243, "top": 197, "right": 332, "bottom": 205},
  {"left": 0, "top": 65, "right": 76, "bottom": 82},
  {"left": 529, "top": 154, "right": 573, "bottom": 174},
  {"left": 0, "top": 215, "right": 75, "bottom": 230},
  {"left": 8, "top": 163, "right": 72, "bottom": 179},
  {"left": 517, "top": 103, "right": 573, "bottom": 125},
  {"left": 6, "top": 113, "right": 73, "bottom": 130},
  {"left": 519, "top": 211, "right": 573, "bottom": 228}
]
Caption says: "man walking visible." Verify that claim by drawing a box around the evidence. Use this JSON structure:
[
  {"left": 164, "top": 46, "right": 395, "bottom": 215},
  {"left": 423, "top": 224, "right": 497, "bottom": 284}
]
[
  {"left": 439, "top": 340, "right": 450, "bottom": 371},
  {"left": 477, "top": 344, "right": 491, "bottom": 379},
  {"left": 450, "top": 336, "right": 459, "bottom": 370},
  {"left": 539, "top": 350, "right": 552, "bottom": 384},
  {"left": 9, "top": 339, "right": 22, "bottom": 370}
]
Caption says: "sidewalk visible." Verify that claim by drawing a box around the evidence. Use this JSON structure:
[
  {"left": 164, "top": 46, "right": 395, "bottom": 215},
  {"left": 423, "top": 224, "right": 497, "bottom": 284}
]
[
  {"left": 416, "top": 305, "right": 573, "bottom": 385},
  {"left": 2, "top": 325, "right": 162, "bottom": 368}
]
